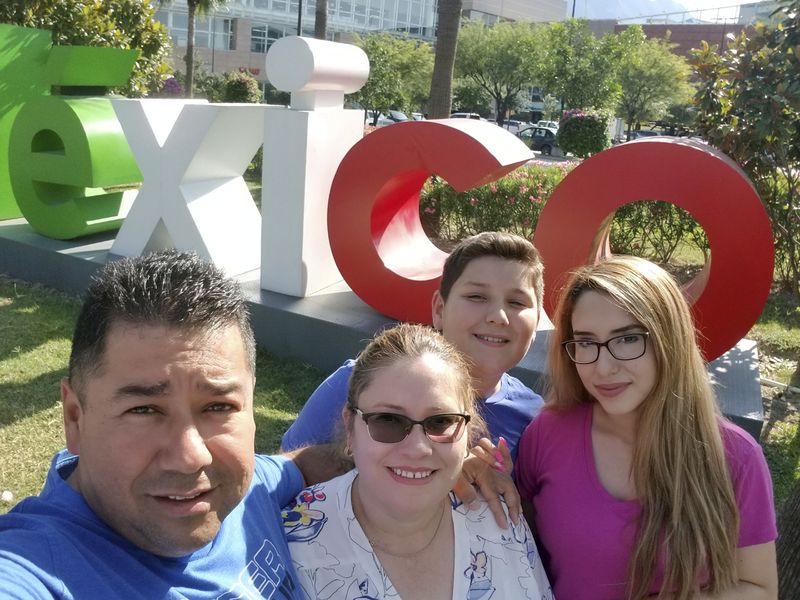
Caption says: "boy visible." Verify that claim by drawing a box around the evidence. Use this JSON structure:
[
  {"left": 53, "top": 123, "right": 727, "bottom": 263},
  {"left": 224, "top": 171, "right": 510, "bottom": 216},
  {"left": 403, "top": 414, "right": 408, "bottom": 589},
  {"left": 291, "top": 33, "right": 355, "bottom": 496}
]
[{"left": 282, "top": 232, "right": 544, "bottom": 462}]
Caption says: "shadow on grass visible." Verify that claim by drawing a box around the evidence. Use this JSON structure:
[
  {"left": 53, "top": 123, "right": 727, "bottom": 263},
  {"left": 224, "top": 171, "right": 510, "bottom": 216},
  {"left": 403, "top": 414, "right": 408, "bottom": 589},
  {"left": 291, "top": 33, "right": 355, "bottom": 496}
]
[
  {"left": 0, "top": 275, "right": 78, "bottom": 363},
  {"left": 753, "top": 289, "right": 800, "bottom": 360},
  {"left": 0, "top": 367, "right": 66, "bottom": 428},
  {"left": 0, "top": 276, "right": 76, "bottom": 427}
]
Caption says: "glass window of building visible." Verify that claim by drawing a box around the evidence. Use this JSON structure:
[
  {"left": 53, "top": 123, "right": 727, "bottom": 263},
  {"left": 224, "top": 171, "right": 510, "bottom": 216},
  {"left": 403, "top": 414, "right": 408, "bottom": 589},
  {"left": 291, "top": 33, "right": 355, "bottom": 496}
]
[
  {"left": 251, "top": 24, "right": 267, "bottom": 53},
  {"left": 221, "top": 19, "right": 235, "bottom": 50}
]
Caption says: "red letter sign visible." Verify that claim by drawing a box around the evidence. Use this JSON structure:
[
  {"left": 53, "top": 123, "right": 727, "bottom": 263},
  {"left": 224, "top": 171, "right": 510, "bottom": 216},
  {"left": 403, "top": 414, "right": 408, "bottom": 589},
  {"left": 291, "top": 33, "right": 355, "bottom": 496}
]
[
  {"left": 328, "top": 120, "right": 532, "bottom": 323},
  {"left": 533, "top": 138, "right": 773, "bottom": 361}
]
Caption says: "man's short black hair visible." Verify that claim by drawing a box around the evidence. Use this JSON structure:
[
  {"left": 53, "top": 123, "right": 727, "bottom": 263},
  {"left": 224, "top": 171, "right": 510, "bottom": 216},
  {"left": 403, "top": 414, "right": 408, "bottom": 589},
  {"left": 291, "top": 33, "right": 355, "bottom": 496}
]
[{"left": 68, "top": 251, "right": 256, "bottom": 393}]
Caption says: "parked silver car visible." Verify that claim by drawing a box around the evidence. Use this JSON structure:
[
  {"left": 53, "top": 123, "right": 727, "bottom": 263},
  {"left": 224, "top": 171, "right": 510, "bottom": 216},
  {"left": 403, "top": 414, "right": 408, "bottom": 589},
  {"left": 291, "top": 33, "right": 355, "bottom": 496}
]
[{"left": 517, "top": 126, "right": 559, "bottom": 155}]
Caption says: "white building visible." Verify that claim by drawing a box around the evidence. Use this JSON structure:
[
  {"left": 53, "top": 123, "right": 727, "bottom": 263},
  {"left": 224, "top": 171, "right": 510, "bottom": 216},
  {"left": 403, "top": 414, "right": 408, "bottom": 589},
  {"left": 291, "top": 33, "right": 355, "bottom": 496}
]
[{"left": 154, "top": 0, "right": 567, "bottom": 89}]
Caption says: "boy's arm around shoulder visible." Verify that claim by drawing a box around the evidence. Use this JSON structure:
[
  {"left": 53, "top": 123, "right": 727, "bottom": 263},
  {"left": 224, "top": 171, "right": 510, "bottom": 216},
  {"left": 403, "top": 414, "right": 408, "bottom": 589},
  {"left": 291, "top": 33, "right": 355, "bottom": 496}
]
[
  {"left": 280, "top": 360, "right": 354, "bottom": 452},
  {"left": 282, "top": 443, "right": 353, "bottom": 487}
]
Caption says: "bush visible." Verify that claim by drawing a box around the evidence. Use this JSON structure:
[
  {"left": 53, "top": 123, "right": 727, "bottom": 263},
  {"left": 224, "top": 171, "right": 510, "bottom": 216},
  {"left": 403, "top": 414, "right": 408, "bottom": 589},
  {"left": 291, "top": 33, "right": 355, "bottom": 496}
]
[
  {"left": 189, "top": 70, "right": 263, "bottom": 103},
  {"left": 156, "top": 76, "right": 183, "bottom": 98},
  {"left": 221, "top": 70, "right": 263, "bottom": 103},
  {"left": 419, "top": 163, "right": 576, "bottom": 240},
  {"left": 556, "top": 109, "right": 608, "bottom": 158},
  {"left": 419, "top": 161, "right": 713, "bottom": 268},
  {"left": 610, "top": 201, "right": 708, "bottom": 263}
]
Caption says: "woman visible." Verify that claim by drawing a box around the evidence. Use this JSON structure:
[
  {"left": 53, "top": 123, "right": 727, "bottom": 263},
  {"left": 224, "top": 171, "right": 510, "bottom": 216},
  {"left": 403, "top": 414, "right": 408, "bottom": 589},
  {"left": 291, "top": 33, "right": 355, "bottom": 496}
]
[
  {"left": 516, "top": 256, "right": 777, "bottom": 599},
  {"left": 282, "top": 323, "right": 553, "bottom": 600}
]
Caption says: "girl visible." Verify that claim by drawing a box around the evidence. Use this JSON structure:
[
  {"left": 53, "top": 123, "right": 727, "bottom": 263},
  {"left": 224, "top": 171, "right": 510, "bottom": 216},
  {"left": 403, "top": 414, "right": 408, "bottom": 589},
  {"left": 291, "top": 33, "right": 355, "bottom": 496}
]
[{"left": 516, "top": 256, "right": 777, "bottom": 599}]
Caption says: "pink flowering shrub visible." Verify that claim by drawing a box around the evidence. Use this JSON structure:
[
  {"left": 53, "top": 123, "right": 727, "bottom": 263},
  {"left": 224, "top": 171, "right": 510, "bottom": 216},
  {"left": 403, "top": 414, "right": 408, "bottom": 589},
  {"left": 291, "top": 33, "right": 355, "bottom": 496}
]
[
  {"left": 419, "top": 162, "right": 576, "bottom": 240},
  {"left": 557, "top": 109, "right": 608, "bottom": 158}
]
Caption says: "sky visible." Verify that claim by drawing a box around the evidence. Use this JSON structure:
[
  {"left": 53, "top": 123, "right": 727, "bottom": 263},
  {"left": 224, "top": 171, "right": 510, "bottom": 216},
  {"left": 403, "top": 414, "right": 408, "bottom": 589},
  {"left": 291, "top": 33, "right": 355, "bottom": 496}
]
[
  {"left": 571, "top": 0, "right": 771, "bottom": 20},
  {"left": 678, "top": 0, "right": 767, "bottom": 7}
]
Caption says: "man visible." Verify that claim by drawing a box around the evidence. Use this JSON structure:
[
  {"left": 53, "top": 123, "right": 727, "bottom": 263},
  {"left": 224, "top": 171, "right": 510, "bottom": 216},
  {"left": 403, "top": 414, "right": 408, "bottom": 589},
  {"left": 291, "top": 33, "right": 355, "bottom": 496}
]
[
  {"left": 0, "top": 251, "right": 513, "bottom": 599},
  {"left": 0, "top": 252, "right": 310, "bottom": 598}
]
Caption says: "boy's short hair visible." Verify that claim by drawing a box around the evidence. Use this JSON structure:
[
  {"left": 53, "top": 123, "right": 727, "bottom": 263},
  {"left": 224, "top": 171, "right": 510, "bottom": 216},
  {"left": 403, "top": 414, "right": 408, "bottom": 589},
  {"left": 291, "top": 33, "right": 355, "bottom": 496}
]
[{"left": 439, "top": 232, "right": 544, "bottom": 309}]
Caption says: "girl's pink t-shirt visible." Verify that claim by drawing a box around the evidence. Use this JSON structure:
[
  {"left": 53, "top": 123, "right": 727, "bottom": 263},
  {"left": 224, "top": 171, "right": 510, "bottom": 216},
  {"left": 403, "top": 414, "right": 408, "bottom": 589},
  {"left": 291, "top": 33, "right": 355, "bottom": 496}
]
[{"left": 515, "top": 403, "right": 777, "bottom": 600}]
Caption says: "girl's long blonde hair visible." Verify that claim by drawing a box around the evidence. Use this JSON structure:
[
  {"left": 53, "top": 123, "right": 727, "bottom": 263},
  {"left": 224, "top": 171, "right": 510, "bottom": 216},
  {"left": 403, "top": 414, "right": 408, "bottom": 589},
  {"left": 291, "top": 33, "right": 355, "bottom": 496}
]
[{"left": 547, "top": 256, "right": 738, "bottom": 600}]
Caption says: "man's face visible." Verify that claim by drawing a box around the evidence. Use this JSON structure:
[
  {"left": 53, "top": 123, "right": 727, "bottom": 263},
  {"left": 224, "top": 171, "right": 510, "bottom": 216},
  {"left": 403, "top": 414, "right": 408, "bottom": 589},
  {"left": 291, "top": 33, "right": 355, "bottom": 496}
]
[{"left": 62, "top": 322, "right": 256, "bottom": 557}]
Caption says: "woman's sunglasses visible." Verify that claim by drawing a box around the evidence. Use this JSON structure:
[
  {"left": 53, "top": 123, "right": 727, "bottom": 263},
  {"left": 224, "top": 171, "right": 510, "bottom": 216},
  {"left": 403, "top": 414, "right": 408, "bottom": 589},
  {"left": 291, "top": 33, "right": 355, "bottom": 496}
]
[{"left": 349, "top": 406, "right": 470, "bottom": 443}]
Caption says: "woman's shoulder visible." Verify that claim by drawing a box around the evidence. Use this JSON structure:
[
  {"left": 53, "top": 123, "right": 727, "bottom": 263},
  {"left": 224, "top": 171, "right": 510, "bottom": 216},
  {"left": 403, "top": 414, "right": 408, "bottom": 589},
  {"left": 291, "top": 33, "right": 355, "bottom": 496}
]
[
  {"left": 282, "top": 471, "right": 355, "bottom": 546},
  {"left": 718, "top": 418, "right": 770, "bottom": 476},
  {"left": 718, "top": 418, "right": 764, "bottom": 464},
  {"left": 533, "top": 402, "right": 592, "bottom": 429},
  {"left": 289, "top": 470, "right": 354, "bottom": 504},
  {"left": 517, "top": 404, "right": 590, "bottom": 463},
  {"left": 718, "top": 418, "right": 760, "bottom": 448}
]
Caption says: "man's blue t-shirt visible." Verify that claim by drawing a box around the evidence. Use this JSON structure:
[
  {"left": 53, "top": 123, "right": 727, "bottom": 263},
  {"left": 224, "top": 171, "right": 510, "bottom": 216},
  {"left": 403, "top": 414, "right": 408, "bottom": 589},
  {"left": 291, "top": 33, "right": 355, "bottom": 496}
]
[
  {"left": 281, "top": 359, "right": 543, "bottom": 463},
  {"left": 0, "top": 450, "right": 305, "bottom": 599}
]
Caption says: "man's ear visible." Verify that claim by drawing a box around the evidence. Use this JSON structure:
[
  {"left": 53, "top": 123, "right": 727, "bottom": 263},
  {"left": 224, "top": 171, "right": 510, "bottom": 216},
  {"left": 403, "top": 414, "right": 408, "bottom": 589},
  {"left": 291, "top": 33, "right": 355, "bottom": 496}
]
[
  {"left": 431, "top": 290, "right": 445, "bottom": 331},
  {"left": 61, "top": 377, "right": 83, "bottom": 455}
]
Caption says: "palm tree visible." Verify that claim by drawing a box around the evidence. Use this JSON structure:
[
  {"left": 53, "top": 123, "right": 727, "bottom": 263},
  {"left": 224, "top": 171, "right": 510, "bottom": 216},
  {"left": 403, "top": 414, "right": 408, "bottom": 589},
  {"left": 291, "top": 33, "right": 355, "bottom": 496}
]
[
  {"left": 162, "top": 0, "right": 228, "bottom": 98},
  {"left": 427, "top": 0, "right": 462, "bottom": 118},
  {"left": 314, "top": 0, "right": 327, "bottom": 39}
]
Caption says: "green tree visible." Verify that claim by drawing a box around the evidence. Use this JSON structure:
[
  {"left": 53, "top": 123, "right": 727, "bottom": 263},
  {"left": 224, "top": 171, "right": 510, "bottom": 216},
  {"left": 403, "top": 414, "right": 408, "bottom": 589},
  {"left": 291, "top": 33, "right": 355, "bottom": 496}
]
[
  {"left": 540, "top": 19, "right": 622, "bottom": 112},
  {"left": 348, "top": 33, "right": 433, "bottom": 121},
  {"left": 692, "top": 0, "right": 800, "bottom": 300},
  {"left": 455, "top": 21, "right": 542, "bottom": 124},
  {"left": 428, "top": 0, "right": 462, "bottom": 118},
  {"left": 451, "top": 78, "right": 491, "bottom": 115},
  {"left": 617, "top": 26, "right": 693, "bottom": 137},
  {"left": 0, "top": 0, "right": 172, "bottom": 96}
]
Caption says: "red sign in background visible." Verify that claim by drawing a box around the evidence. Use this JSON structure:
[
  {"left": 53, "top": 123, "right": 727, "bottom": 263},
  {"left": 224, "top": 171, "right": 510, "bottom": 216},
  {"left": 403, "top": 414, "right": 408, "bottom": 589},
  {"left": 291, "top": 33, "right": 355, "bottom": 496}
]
[
  {"left": 330, "top": 129, "right": 774, "bottom": 362},
  {"left": 328, "top": 120, "right": 531, "bottom": 324},
  {"left": 533, "top": 138, "right": 773, "bottom": 361}
]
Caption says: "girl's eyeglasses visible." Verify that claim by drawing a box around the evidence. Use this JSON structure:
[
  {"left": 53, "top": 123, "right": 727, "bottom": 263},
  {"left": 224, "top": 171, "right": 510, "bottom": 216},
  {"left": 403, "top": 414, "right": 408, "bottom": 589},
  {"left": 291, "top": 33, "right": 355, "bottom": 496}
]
[{"left": 562, "top": 332, "right": 649, "bottom": 364}]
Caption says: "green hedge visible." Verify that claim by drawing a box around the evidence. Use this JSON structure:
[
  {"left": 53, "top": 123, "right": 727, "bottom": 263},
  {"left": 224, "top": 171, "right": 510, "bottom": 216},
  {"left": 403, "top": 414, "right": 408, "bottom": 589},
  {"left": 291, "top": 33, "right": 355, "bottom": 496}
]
[
  {"left": 419, "top": 161, "right": 709, "bottom": 266},
  {"left": 419, "top": 163, "right": 575, "bottom": 240}
]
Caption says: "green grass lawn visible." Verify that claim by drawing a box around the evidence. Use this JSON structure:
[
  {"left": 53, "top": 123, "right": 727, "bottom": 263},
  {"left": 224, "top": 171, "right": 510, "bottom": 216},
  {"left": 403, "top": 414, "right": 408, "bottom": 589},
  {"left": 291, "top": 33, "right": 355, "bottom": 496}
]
[{"left": 0, "top": 273, "right": 798, "bottom": 514}]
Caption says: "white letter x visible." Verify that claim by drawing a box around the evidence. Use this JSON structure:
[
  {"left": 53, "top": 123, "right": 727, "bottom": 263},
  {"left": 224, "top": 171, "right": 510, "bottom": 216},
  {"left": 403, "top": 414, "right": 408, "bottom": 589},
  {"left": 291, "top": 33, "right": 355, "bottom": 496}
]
[{"left": 110, "top": 99, "right": 265, "bottom": 276}]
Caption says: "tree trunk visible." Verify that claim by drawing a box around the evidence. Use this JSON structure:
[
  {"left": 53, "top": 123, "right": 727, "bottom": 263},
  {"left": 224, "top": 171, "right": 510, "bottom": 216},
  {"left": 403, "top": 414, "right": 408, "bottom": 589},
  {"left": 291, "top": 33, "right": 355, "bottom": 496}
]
[
  {"left": 428, "top": 0, "right": 462, "bottom": 118},
  {"left": 314, "top": 0, "right": 327, "bottom": 40},
  {"left": 778, "top": 478, "right": 800, "bottom": 599},
  {"left": 184, "top": 0, "right": 197, "bottom": 98}
]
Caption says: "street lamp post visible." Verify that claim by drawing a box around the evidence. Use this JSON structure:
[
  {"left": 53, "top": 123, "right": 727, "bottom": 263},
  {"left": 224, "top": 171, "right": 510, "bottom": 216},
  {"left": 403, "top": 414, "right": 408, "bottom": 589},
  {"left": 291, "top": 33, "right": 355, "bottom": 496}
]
[
  {"left": 211, "top": 14, "right": 216, "bottom": 73},
  {"left": 297, "top": 0, "right": 303, "bottom": 35}
]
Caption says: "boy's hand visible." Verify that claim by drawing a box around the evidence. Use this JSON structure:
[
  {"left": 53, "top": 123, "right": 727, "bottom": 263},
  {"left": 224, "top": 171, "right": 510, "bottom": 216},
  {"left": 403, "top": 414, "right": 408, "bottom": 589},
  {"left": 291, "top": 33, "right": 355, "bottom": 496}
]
[{"left": 452, "top": 437, "right": 520, "bottom": 529}]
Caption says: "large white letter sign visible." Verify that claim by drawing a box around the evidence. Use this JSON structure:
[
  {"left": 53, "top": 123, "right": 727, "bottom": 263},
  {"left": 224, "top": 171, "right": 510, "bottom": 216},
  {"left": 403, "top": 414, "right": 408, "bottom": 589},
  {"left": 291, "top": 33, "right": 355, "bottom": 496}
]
[
  {"left": 110, "top": 99, "right": 265, "bottom": 276},
  {"left": 260, "top": 36, "right": 368, "bottom": 296}
]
